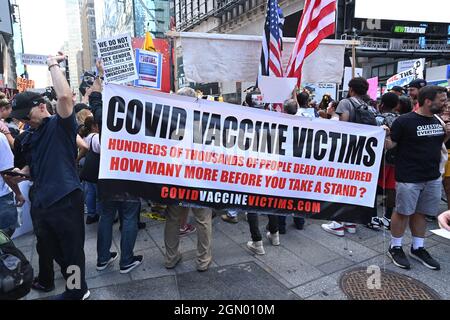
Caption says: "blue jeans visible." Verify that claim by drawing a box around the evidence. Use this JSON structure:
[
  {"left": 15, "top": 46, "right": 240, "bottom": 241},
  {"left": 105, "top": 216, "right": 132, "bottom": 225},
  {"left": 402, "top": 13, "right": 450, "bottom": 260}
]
[
  {"left": 0, "top": 192, "right": 18, "bottom": 233},
  {"left": 84, "top": 182, "right": 101, "bottom": 217},
  {"left": 97, "top": 200, "right": 139, "bottom": 267}
]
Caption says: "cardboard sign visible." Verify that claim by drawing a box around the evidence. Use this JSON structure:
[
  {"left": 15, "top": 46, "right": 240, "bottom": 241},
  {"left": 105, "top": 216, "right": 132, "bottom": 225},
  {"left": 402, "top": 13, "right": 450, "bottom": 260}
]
[
  {"left": 96, "top": 33, "right": 138, "bottom": 84},
  {"left": 16, "top": 77, "right": 35, "bottom": 93},
  {"left": 367, "top": 77, "right": 378, "bottom": 100}
]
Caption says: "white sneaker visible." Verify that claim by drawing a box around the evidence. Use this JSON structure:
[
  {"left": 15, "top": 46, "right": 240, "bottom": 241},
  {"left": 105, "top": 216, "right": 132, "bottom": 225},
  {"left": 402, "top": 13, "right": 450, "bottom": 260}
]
[
  {"left": 321, "top": 221, "right": 345, "bottom": 237},
  {"left": 381, "top": 216, "right": 391, "bottom": 230},
  {"left": 246, "top": 240, "right": 265, "bottom": 255},
  {"left": 343, "top": 223, "right": 357, "bottom": 234},
  {"left": 266, "top": 231, "right": 280, "bottom": 246}
]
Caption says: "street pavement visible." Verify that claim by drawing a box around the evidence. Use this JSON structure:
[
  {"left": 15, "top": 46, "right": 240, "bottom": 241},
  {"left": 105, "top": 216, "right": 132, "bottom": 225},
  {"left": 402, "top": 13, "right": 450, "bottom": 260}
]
[{"left": 17, "top": 199, "right": 449, "bottom": 300}]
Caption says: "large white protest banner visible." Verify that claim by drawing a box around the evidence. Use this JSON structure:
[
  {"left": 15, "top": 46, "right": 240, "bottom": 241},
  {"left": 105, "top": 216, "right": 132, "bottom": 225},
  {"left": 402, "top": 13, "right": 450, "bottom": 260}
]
[
  {"left": 96, "top": 33, "right": 138, "bottom": 84},
  {"left": 98, "top": 84, "right": 385, "bottom": 224},
  {"left": 21, "top": 54, "right": 48, "bottom": 66},
  {"left": 387, "top": 59, "right": 425, "bottom": 89}
]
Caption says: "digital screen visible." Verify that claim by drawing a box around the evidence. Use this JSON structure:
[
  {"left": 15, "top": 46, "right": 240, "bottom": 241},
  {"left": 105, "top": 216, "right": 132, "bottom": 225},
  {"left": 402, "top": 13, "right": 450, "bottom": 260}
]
[{"left": 355, "top": 0, "right": 450, "bottom": 24}]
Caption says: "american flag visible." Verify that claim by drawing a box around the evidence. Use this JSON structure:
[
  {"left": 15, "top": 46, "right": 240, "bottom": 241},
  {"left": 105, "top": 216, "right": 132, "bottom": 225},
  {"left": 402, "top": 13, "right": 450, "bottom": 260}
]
[
  {"left": 285, "top": 0, "right": 336, "bottom": 85},
  {"left": 259, "top": 0, "right": 284, "bottom": 77}
]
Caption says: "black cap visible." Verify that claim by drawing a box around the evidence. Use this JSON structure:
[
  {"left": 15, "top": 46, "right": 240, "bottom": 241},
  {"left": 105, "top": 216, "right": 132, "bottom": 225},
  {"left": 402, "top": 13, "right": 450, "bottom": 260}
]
[
  {"left": 408, "top": 79, "right": 427, "bottom": 89},
  {"left": 390, "top": 86, "right": 406, "bottom": 94},
  {"left": 74, "top": 103, "right": 90, "bottom": 114},
  {"left": 10, "top": 91, "right": 45, "bottom": 120}
]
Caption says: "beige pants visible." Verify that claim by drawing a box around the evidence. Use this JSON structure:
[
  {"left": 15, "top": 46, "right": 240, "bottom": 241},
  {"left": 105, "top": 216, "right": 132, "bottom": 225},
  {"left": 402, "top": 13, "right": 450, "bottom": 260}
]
[{"left": 164, "top": 205, "right": 212, "bottom": 269}]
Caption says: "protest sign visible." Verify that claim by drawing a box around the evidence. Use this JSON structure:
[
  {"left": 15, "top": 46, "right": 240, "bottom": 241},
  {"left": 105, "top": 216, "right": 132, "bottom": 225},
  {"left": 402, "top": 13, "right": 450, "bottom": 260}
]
[
  {"left": 387, "top": 59, "right": 424, "bottom": 89},
  {"left": 302, "top": 83, "right": 337, "bottom": 101},
  {"left": 21, "top": 54, "right": 48, "bottom": 66},
  {"left": 343, "top": 67, "right": 363, "bottom": 91},
  {"left": 367, "top": 77, "right": 378, "bottom": 100},
  {"left": 134, "top": 49, "right": 162, "bottom": 90},
  {"left": 258, "top": 76, "right": 297, "bottom": 103},
  {"left": 99, "top": 84, "right": 385, "bottom": 224},
  {"left": 397, "top": 58, "right": 425, "bottom": 73},
  {"left": 96, "top": 33, "right": 138, "bottom": 84},
  {"left": 16, "top": 77, "right": 35, "bottom": 93}
]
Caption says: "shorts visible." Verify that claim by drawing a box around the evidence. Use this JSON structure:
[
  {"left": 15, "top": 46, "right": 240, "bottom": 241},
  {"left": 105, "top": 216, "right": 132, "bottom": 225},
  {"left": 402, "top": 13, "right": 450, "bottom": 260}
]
[
  {"left": 395, "top": 177, "right": 442, "bottom": 216},
  {"left": 0, "top": 192, "right": 18, "bottom": 230},
  {"left": 378, "top": 164, "right": 396, "bottom": 190},
  {"left": 445, "top": 150, "right": 450, "bottom": 177}
]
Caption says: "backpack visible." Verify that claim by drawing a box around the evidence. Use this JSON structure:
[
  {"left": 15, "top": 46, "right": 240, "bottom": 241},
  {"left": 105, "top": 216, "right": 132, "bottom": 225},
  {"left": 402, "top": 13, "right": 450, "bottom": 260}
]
[
  {"left": 79, "top": 134, "right": 101, "bottom": 183},
  {"left": 377, "top": 112, "right": 400, "bottom": 165},
  {"left": 0, "top": 230, "right": 33, "bottom": 300},
  {"left": 348, "top": 97, "right": 378, "bottom": 126}
]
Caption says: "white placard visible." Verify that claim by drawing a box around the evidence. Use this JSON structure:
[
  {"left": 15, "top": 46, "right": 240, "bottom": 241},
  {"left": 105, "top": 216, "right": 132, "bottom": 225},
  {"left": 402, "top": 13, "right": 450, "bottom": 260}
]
[
  {"left": 96, "top": 33, "right": 138, "bottom": 84},
  {"left": 21, "top": 54, "right": 48, "bottom": 66},
  {"left": 258, "top": 76, "right": 297, "bottom": 103},
  {"left": 343, "top": 67, "right": 363, "bottom": 91}
]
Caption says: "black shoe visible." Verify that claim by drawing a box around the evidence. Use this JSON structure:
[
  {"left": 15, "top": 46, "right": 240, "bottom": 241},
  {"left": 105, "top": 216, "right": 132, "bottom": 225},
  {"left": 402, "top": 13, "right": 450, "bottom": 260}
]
[
  {"left": 31, "top": 278, "right": 55, "bottom": 292},
  {"left": 388, "top": 246, "right": 411, "bottom": 269},
  {"left": 120, "top": 255, "right": 143, "bottom": 274},
  {"left": 410, "top": 247, "right": 440, "bottom": 270},
  {"left": 96, "top": 252, "right": 118, "bottom": 271},
  {"left": 138, "top": 222, "right": 146, "bottom": 230},
  {"left": 86, "top": 215, "right": 99, "bottom": 225},
  {"left": 425, "top": 215, "right": 436, "bottom": 222},
  {"left": 293, "top": 217, "right": 304, "bottom": 230}
]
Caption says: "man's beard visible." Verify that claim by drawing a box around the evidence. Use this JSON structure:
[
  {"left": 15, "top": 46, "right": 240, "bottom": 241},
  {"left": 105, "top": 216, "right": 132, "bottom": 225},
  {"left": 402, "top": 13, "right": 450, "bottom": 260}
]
[{"left": 430, "top": 104, "right": 443, "bottom": 114}]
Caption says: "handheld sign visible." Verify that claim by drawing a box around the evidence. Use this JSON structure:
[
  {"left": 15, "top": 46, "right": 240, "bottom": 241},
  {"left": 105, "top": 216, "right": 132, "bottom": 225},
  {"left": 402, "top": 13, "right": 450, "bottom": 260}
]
[{"left": 134, "top": 49, "right": 162, "bottom": 90}]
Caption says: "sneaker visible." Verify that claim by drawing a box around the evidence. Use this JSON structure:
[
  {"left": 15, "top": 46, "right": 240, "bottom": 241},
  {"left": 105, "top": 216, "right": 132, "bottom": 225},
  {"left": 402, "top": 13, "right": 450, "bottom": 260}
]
[
  {"left": 409, "top": 247, "right": 440, "bottom": 270},
  {"left": 51, "top": 290, "right": 90, "bottom": 300},
  {"left": 179, "top": 223, "right": 196, "bottom": 236},
  {"left": 321, "top": 221, "right": 345, "bottom": 237},
  {"left": 96, "top": 252, "right": 118, "bottom": 271},
  {"left": 381, "top": 216, "right": 391, "bottom": 230},
  {"left": 221, "top": 214, "right": 238, "bottom": 224},
  {"left": 86, "top": 215, "right": 99, "bottom": 225},
  {"left": 387, "top": 246, "right": 411, "bottom": 269},
  {"left": 246, "top": 240, "right": 265, "bottom": 255},
  {"left": 120, "top": 255, "right": 143, "bottom": 274},
  {"left": 31, "top": 278, "right": 55, "bottom": 292},
  {"left": 164, "top": 254, "right": 182, "bottom": 269},
  {"left": 293, "top": 217, "right": 304, "bottom": 230},
  {"left": 266, "top": 231, "right": 280, "bottom": 246},
  {"left": 343, "top": 223, "right": 357, "bottom": 234},
  {"left": 366, "top": 217, "right": 382, "bottom": 230},
  {"left": 138, "top": 222, "right": 146, "bottom": 230}
]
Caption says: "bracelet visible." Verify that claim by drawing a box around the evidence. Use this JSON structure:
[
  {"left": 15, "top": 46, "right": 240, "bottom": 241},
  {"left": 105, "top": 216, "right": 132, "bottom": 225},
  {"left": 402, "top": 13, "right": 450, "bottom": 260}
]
[{"left": 48, "top": 63, "right": 59, "bottom": 71}]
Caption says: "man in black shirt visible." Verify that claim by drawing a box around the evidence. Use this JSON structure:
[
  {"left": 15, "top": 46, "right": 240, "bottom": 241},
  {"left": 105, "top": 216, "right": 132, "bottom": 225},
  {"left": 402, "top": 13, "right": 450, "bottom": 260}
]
[{"left": 385, "top": 86, "right": 449, "bottom": 270}]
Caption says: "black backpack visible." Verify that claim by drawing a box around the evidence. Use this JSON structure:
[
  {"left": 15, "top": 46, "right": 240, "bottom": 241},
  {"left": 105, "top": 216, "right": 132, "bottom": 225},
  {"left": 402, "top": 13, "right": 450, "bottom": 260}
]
[
  {"left": 0, "top": 230, "right": 34, "bottom": 300},
  {"left": 348, "top": 97, "right": 378, "bottom": 126},
  {"left": 79, "top": 134, "right": 101, "bottom": 183}
]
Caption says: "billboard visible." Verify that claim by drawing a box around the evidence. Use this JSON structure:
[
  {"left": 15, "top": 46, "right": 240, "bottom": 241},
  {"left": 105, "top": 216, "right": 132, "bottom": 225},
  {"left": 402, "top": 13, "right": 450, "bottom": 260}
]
[
  {"left": 355, "top": 0, "right": 450, "bottom": 24},
  {"left": 0, "top": 0, "right": 13, "bottom": 35}
]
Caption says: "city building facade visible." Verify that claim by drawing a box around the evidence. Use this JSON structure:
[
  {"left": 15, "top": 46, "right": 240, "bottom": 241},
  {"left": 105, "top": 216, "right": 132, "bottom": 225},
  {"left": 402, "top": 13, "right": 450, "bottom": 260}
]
[{"left": 80, "top": 0, "right": 98, "bottom": 73}]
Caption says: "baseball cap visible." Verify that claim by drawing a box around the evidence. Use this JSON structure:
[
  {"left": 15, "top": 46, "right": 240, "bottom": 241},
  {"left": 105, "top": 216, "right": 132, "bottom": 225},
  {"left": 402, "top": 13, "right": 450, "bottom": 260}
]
[
  {"left": 390, "top": 86, "right": 406, "bottom": 94},
  {"left": 408, "top": 79, "right": 427, "bottom": 89},
  {"left": 10, "top": 91, "right": 45, "bottom": 120},
  {"left": 74, "top": 103, "right": 90, "bottom": 114}
]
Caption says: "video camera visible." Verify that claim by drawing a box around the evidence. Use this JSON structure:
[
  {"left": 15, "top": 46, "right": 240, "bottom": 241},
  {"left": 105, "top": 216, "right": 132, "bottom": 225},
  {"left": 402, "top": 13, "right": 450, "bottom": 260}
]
[{"left": 41, "top": 87, "right": 57, "bottom": 101}]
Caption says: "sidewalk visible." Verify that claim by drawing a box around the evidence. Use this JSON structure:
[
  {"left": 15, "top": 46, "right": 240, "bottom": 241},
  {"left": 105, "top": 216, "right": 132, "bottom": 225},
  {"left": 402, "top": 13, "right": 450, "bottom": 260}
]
[{"left": 18, "top": 200, "right": 449, "bottom": 300}]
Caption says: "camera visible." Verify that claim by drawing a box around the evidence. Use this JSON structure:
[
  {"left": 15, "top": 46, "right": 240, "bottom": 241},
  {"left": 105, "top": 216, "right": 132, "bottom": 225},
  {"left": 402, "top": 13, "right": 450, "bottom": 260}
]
[
  {"left": 41, "top": 87, "right": 57, "bottom": 101},
  {"left": 79, "top": 72, "right": 96, "bottom": 96}
]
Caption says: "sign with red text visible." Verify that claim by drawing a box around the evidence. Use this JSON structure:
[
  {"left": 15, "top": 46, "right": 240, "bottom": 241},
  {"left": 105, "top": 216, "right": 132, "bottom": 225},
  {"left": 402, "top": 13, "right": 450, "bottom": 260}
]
[{"left": 99, "top": 84, "right": 385, "bottom": 224}]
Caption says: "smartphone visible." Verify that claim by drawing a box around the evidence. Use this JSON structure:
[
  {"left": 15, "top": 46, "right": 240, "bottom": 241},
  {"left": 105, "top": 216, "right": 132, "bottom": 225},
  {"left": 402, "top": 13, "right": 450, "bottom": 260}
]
[{"left": 1, "top": 171, "right": 30, "bottom": 178}]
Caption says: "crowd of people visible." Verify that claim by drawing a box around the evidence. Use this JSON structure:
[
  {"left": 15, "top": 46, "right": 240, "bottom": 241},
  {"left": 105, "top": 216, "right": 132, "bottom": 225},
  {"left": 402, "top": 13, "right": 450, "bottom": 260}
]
[{"left": 1, "top": 54, "right": 450, "bottom": 300}]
